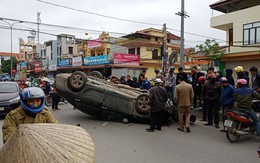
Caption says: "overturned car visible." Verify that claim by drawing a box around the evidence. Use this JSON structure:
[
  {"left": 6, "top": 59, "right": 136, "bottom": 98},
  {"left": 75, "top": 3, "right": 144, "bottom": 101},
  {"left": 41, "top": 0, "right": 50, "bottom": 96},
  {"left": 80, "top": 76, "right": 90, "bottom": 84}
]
[{"left": 55, "top": 71, "right": 196, "bottom": 123}]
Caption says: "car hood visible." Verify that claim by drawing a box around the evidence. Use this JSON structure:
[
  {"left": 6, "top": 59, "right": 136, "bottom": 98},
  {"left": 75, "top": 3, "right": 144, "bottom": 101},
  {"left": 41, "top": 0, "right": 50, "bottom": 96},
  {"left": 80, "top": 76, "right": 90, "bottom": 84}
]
[{"left": 0, "top": 92, "right": 19, "bottom": 101}]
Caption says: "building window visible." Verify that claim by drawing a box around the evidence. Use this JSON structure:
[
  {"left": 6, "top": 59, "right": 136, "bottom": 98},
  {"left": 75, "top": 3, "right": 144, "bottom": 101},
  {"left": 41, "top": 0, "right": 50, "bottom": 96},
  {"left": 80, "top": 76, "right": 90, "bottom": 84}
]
[
  {"left": 243, "top": 21, "right": 260, "bottom": 45},
  {"left": 152, "top": 49, "right": 159, "bottom": 60},
  {"left": 137, "top": 47, "right": 140, "bottom": 55},
  {"left": 229, "top": 29, "right": 233, "bottom": 46},
  {"left": 68, "top": 47, "right": 73, "bottom": 54},
  {"left": 128, "top": 48, "right": 135, "bottom": 54}
]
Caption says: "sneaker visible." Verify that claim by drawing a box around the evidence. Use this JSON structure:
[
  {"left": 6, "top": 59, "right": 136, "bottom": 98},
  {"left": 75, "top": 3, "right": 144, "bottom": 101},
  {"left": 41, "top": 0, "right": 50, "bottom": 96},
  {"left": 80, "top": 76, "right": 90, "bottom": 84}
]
[
  {"left": 215, "top": 125, "right": 220, "bottom": 129},
  {"left": 146, "top": 128, "right": 155, "bottom": 132},
  {"left": 185, "top": 127, "right": 191, "bottom": 133},
  {"left": 199, "top": 107, "right": 203, "bottom": 111}
]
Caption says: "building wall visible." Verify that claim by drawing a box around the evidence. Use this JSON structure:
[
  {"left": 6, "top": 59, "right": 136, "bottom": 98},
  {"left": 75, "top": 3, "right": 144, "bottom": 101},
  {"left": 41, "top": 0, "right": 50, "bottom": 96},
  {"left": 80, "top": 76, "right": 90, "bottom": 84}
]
[{"left": 211, "top": 5, "right": 260, "bottom": 53}]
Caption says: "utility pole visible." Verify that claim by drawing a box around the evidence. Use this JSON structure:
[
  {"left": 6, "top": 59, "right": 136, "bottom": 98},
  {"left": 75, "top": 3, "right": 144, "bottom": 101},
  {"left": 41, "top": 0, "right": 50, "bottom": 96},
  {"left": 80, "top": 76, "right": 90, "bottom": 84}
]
[
  {"left": 37, "top": 12, "right": 41, "bottom": 44},
  {"left": 176, "top": 0, "right": 189, "bottom": 68},
  {"left": 162, "top": 23, "right": 167, "bottom": 72}
]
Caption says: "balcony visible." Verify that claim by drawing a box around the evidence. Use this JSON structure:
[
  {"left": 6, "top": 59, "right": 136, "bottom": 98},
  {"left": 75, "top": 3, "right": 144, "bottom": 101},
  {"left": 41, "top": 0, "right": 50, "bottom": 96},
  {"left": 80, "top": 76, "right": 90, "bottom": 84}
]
[{"left": 211, "top": 5, "right": 260, "bottom": 30}]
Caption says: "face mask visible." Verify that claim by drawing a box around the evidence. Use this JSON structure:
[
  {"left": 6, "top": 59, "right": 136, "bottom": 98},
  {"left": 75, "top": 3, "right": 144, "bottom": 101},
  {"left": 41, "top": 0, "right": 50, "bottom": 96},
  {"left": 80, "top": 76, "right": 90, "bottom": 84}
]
[{"left": 31, "top": 103, "right": 39, "bottom": 108}]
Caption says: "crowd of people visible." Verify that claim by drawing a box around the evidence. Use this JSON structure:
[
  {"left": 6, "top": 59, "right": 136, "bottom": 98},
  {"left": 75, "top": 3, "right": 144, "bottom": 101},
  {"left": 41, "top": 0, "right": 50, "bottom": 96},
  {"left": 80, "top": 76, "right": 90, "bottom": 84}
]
[{"left": 143, "top": 65, "right": 260, "bottom": 134}]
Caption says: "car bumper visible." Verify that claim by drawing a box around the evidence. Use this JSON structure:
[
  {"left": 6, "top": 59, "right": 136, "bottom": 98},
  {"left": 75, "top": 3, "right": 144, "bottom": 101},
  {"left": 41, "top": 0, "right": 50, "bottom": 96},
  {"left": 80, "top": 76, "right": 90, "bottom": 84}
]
[{"left": 0, "top": 101, "right": 21, "bottom": 116}]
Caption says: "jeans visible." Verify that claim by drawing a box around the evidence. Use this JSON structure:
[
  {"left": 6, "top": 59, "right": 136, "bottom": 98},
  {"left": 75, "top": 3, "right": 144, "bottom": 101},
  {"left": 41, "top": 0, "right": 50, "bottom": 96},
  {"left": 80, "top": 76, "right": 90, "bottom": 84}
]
[
  {"left": 166, "top": 86, "right": 174, "bottom": 100},
  {"left": 222, "top": 105, "right": 234, "bottom": 126},
  {"left": 239, "top": 109, "right": 260, "bottom": 135}
]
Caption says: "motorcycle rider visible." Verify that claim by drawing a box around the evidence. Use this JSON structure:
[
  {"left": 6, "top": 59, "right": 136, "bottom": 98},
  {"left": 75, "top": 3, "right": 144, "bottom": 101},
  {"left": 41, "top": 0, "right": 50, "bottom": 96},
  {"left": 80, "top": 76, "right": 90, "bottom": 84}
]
[
  {"left": 234, "top": 66, "right": 249, "bottom": 87},
  {"left": 2, "top": 87, "right": 58, "bottom": 143},
  {"left": 234, "top": 79, "right": 260, "bottom": 136}
]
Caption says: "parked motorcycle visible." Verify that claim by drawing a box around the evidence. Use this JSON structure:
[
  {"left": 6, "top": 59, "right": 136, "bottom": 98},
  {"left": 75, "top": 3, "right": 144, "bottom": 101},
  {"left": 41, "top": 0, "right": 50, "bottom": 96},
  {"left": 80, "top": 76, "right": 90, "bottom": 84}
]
[{"left": 224, "top": 99, "right": 260, "bottom": 143}]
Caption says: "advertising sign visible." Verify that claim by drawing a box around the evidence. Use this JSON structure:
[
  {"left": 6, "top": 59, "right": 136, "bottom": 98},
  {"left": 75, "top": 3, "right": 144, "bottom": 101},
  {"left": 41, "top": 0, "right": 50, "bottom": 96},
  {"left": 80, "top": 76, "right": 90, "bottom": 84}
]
[
  {"left": 48, "top": 65, "right": 57, "bottom": 71},
  {"left": 83, "top": 55, "right": 109, "bottom": 66},
  {"left": 20, "top": 62, "right": 27, "bottom": 72},
  {"left": 114, "top": 53, "right": 139, "bottom": 66},
  {"left": 58, "top": 59, "right": 71, "bottom": 67},
  {"left": 34, "top": 62, "right": 42, "bottom": 73},
  {"left": 72, "top": 56, "right": 82, "bottom": 67},
  {"left": 88, "top": 38, "right": 101, "bottom": 48}
]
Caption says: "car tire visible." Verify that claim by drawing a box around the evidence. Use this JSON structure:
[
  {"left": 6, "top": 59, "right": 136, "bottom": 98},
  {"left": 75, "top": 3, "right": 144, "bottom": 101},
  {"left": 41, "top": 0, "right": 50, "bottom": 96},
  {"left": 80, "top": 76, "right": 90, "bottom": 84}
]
[
  {"left": 135, "top": 94, "right": 150, "bottom": 115},
  {"left": 88, "top": 71, "right": 103, "bottom": 79},
  {"left": 68, "top": 71, "right": 87, "bottom": 91}
]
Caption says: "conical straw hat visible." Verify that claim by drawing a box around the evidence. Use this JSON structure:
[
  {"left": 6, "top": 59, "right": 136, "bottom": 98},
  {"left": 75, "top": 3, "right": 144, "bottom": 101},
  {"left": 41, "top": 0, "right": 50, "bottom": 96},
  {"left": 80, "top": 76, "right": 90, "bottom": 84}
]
[{"left": 0, "top": 123, "right": 95, "bottom": 163}]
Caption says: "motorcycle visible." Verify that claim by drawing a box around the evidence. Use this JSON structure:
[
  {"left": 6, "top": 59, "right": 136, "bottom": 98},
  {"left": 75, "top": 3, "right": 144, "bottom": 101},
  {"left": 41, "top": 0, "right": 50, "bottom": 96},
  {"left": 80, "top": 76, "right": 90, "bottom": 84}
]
[
  {"left": 45, "top": 93, "right": 52, "bottom": 106},
  {"left": 224, "top": 99, "right": 260, "bottom": 143}
]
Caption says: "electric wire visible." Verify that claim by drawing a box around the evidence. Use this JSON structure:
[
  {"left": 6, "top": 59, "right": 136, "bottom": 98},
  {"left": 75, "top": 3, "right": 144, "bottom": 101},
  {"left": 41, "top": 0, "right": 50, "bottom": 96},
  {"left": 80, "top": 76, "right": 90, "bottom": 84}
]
[{"left": 34, "top": 0, "right": 226, "bottom": 42}]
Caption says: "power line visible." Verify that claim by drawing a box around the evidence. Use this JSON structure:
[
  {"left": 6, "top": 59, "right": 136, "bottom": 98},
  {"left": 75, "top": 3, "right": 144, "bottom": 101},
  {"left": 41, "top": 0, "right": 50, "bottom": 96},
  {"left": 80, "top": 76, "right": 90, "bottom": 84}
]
[
  {"left": 35, "top": 0, "right": 162, "bottom": 26},
  {"left": 0, "top": 17, "right": 227, "bottom": 43},
  {"left": 34, "top": 0, "right": 226, "bottom": 42}
]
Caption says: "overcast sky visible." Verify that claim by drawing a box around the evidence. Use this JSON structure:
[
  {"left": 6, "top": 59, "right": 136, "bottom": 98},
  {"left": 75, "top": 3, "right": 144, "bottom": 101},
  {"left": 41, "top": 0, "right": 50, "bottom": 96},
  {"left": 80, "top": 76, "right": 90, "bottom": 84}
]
[{"left": 0, "top": 0, "right": 225, "bottom": 53}]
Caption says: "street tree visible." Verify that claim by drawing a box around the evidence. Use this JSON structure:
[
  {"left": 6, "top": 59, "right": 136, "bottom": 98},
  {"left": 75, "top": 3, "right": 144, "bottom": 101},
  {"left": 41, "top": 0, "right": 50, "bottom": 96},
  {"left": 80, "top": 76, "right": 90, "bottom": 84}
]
[
  {"left": 195, "top": 39, "right": 224, "bottom": 68},
  {"left": 1, "top": 57, "right": 17, "bottom": 75}
]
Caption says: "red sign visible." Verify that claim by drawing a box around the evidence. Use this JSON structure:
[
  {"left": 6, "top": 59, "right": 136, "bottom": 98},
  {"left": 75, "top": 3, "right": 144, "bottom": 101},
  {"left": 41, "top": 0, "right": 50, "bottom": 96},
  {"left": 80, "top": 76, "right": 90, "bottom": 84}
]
[
  {"left": 88, "top": 38, "right": 101, "bottom": 48},
  {"left": 34, "top": 62, "right": 42, "bottom": 73},
  {"left": 114, "top": 53, "right": 139, "bottom": 66}
]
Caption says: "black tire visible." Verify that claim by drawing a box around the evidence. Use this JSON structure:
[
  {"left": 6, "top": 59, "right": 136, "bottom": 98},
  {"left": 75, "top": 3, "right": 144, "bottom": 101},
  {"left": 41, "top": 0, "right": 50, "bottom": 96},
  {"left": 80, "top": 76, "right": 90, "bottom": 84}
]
[
  {"left": 88, "top": 71, "right": 103, "bottom": 79},
  {"left": 135, "top": 94, "right": 150, "bottom": 115},
  {"left": 68, "top": 71, "right": 87, "bottom": 91},
  {"left": 226, "top": 121, "right": 240, "bottom": 143},
  {"left": 45, "top": 96, "right": 52, "bottom": 106}
]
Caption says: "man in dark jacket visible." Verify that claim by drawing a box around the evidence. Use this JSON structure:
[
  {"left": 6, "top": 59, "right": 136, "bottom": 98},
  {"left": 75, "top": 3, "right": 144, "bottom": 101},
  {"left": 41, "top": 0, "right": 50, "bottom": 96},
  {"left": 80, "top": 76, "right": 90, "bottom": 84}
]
[
  {"left": 146, "top": 78, "right": 167, "bottom": 132},
  {"left": 249, "top": 66, "right": 260, "bottom": 93},
  {"left": 219, "top": 77, "right": 234, "bottom": 131},
  {"left": 202, "top": 74, "right": 222, "bottom": 128},
  {"left": 191, "top": 66, "right": 204, "bottom": 109},
  {"left": 225, "top": 68, "right": 235, "bottom": 87},
  {"left": 176, "top": 67, "right": 188, "bottom": 85}
]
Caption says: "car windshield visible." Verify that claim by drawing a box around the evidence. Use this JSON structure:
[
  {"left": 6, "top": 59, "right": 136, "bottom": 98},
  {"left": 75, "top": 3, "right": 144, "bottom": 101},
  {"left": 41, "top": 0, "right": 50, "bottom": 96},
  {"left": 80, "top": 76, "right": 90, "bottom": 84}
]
[{"left": 0, "top": 83, "right": 18, "bottom": 93}]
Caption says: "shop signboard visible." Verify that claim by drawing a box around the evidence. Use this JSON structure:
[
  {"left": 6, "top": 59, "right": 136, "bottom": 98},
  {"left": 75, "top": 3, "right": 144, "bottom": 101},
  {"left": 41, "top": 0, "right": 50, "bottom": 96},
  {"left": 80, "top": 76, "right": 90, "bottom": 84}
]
[
  {"left": 20, "top": 62, "right": 27, "bottom": 72},
  {"left": 114, "top": 53, "right": 139, "bottom": 66},
  {"left": 83, "top": 55, "right": 109, "bottom": 66},
  {"left": 72, "top": 56, "right": 82, "bottom": 67},
  {"left": 58, "top": 59, "right": 71, "bottom": 67},
  {"left": 35, "top": 62, "right": 42, "bottom": 73},
  {"left": 88, "top": 38, "right": 101, "bottom": 48},
  {"left": 48, "top": 65, "right": 57, "bottom": 71}
]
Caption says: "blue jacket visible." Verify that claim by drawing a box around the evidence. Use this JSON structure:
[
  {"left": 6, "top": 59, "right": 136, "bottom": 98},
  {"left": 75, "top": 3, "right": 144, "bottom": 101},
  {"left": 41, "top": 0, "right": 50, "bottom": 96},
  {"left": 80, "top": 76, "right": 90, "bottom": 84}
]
[
  {"left": 220, "top": 84, "right": 235, "bottom": 107},
  {"left": 141, "top": 80, "right": 150, "bottom": 90}
]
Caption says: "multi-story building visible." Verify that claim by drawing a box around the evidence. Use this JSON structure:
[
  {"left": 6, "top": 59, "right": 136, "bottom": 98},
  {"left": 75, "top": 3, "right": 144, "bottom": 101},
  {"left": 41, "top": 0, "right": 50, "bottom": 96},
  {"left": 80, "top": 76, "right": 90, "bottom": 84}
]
[
  {"left": 117, "top": 28, "right": 180, "bottom": 79},
  {"left": 210, "top": 0, "right": 260, "bottom": 77}
]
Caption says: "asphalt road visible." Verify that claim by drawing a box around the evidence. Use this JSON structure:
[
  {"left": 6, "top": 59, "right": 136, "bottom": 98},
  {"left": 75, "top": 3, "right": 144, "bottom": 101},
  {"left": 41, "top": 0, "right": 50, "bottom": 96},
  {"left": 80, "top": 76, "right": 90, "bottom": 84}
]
[{"left": 0, "top": 103, "right": 259, "bottom": 163}]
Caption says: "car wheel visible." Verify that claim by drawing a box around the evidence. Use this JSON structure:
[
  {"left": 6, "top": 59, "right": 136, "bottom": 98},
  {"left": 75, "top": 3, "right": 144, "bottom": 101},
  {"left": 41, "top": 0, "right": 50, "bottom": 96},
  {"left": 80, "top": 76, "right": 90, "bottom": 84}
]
[
  {"left": 88, "top": 71, "right": 103, "bottom": 79},
  {"left": 68, "top": 71, "right": 87, "bottom": 91},
  {"left": 135, "top": 94, "right": 150, "bottom": 115}
]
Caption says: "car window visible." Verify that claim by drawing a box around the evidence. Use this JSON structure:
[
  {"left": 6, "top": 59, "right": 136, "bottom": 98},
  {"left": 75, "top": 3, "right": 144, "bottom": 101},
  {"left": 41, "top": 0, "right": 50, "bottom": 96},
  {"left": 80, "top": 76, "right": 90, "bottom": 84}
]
[{"left": 0, "top": 83, "right": 18, "bottom": 93}]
